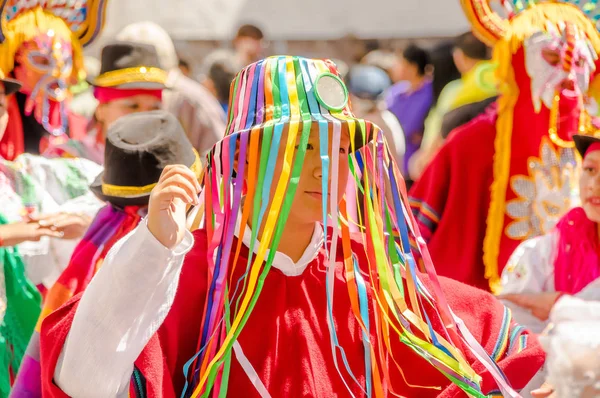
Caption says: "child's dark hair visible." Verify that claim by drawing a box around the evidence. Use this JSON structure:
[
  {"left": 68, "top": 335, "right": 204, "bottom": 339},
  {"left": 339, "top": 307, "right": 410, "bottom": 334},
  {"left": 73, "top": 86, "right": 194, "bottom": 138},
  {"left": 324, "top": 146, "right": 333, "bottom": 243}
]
[
  {"left": 402, "top": 44, "right": 430, "bottom": 76},
  {"left": 454, "top": 31, "right": 491, "bottom": 60}
]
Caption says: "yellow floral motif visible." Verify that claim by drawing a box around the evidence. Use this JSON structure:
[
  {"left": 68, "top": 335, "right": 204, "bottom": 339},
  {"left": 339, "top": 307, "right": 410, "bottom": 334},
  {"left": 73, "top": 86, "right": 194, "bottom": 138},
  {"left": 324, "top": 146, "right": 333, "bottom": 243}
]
[{"left": 506, "top": 138, "right": 579, "bottom": 240}]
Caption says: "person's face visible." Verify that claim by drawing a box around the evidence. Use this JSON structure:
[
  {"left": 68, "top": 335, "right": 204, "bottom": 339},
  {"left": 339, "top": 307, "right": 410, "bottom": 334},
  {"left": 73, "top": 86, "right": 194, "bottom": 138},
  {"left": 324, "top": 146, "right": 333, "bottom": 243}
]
[
  {"left": 395, "top": 57, "right": 417, "bottom": 82},
  {"left": 387, "top": 55, "right": 404, "bottom": 84},
  {"left": 250, "top": 126, "right": 351, "bottom": 227},
  {"left": 452, "top": 48, "right": 467, "bottom": 75},
  {"left": 234, "top": 37, "right": 264, "bottom": 62},
  {"left": 580, "top": 149, "right": 600, "bottom": 223},
  {"left": 95, "top": 94, "right": 162, "bottom": 132}
]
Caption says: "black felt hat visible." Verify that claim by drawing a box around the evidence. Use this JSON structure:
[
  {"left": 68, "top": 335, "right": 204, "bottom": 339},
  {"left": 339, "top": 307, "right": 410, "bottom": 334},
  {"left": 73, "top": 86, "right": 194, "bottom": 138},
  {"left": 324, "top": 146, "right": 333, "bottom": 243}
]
[
  {"left": 92, "top": 41, "right": 167, "bottom": 89},
  {"left": 90, "top": 110, "right": 200, "bottom": 207},
  {"left": 574, "top": 133, "right": 600, "bottom": 157},
  {"left": 0, "top": 70, "right": 21, "bottom": 95}
]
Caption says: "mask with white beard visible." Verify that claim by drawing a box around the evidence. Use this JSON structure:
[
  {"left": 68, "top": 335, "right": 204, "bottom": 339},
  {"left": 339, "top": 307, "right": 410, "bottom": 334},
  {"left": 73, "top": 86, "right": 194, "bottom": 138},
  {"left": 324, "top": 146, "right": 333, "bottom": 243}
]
[{"left": 525, "top": 23, "right": 597, "bottom": 113}]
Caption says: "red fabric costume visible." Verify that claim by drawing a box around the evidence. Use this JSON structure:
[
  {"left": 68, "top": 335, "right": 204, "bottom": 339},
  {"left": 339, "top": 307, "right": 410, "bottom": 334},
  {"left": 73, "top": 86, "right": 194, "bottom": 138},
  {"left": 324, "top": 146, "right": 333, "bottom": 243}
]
[{"left": 39, "top": 229, "right": 544, "bottom": 397}]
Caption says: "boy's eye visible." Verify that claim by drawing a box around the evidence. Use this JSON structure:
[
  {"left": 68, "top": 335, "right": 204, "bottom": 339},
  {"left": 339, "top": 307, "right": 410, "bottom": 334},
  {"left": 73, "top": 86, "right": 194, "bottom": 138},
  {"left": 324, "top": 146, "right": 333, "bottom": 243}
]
[
  {"left": 295, "top": 143, "right": 315, "bottom": 150},
  {"left": 339, "top": 147, "right": 348, "bottom": 154}
]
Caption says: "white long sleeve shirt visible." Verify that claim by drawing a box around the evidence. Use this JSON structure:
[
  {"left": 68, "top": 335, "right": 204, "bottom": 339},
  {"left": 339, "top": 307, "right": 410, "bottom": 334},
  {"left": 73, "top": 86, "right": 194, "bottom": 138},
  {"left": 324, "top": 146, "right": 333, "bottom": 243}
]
[
  {"left": 55, "top": 220, "right": 194, "bottom": 397},
  {"left": 55, "top": 220, "right": 323, "bottom": 396}
]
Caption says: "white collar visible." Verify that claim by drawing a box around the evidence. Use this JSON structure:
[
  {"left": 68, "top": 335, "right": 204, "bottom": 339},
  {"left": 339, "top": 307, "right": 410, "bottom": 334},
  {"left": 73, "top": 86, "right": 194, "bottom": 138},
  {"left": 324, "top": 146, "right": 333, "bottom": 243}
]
[
  {"left": 213, "top": 216, "right": 324, "bottom": 277},
  {"left": 239, "top": 221, "right": 324, "bottom": 276}
]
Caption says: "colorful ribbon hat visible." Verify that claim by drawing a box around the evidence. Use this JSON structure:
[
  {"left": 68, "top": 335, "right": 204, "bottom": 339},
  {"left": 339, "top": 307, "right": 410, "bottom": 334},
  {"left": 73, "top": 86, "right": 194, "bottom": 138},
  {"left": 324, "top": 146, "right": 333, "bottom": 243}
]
[{"left": 221, "top": 55, "right": 380, "bottom": 150}]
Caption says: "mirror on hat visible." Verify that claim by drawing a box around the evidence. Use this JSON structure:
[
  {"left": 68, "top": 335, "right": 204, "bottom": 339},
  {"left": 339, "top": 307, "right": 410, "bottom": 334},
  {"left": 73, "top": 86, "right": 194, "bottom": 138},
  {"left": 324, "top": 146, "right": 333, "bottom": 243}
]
[{"left": 314, "top": 72, "right": 348, "bottom": 112}]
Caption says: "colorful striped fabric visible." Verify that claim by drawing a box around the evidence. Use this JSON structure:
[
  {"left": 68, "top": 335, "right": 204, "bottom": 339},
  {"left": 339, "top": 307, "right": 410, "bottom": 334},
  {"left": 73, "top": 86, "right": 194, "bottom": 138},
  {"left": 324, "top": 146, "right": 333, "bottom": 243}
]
[
  {"left": 10, "top": 204, "right": 142, "bottom": 397},
  {"left": 409, "top": 198, "right": 441, "bottom": 239},
  {"left": 491, "top": 307, "right": 512, "bottom": 361}
]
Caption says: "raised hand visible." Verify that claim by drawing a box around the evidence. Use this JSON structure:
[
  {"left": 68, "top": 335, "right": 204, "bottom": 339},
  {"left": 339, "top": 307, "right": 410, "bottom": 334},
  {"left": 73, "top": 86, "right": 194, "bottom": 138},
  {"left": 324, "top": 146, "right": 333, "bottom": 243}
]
[{"left": 147, "top": 165, "right": 200, "bottom": 249}]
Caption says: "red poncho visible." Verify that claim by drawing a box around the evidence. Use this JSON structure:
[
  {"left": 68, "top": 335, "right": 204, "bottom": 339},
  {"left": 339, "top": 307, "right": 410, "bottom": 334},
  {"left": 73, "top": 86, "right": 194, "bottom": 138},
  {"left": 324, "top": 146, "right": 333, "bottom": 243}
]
[{"left": 39, "top": 229, "right": 543, "bottom": 397}]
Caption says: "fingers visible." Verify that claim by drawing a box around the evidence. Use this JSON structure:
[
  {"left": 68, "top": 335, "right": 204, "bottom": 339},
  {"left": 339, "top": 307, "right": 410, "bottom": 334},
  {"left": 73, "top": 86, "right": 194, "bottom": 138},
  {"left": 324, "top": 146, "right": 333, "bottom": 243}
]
[
  {"left": 154, "top": 185, "right": 197, "bottom": 208},
  {"left": 159, "top": 165, "right": 201, "bottom": 191},
  {"left": 38, "top": 213, "right": 69, "bottom": 227},
  {"left": 154, "top": 171, "right": 200, "bottom": 206},
  {"left": 35, "top": 227, "right": 65, "bottom": 239},
  {"left": 52, "top": 215, "right": 88, "bottom": 229},
  {"left": 531, "top": 385, "right": 554, "bottom": 398}
]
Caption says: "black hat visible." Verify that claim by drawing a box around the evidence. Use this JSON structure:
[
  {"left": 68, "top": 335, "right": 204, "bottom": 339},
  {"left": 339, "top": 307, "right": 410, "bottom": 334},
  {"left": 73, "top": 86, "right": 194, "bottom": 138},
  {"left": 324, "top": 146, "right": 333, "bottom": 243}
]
[
  {"left": 90, "top": 110, "right": 201, "bottom": 207},
  {"left": 92, "top": 41, "right": 167, "bottom": 89},
  {"left": 0, "top": 70, "right": 21, "bottom": 95},
  {"left": 574, "top": 133, "right": 600, "bottom": 157}
]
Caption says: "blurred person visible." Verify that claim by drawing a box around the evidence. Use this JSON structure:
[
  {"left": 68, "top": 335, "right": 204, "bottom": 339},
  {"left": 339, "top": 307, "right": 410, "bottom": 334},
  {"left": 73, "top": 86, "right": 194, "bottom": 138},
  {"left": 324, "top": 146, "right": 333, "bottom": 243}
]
[
  {"left": 202, "top": 23, "right": 266, "bottom": 76},
  {"left": 385, "top": 44, "right": 433, "bottom": 179},
  {"left": 346, "top": 64, "right": 404, "bottom": 167},
  {"left": 500, "top": 133, "right": 600, "bottom": 333},
  {"left": 232, "top": 24, "right": 265, "bottom": 66},
  {"left": 201, "top": 59, "right": 236, "bottom": 114},
  {"left": 179, "top": 59, "right": 192, "bottom": 77},
  {"left": 45, "top": 42, "right": 167, "bottom": 164},
  {"left": 408, "top": 41, "right": 460, "bottom": 179},
  {"left": 116, "top": 21, "right": 226, "bottom": 161},
  {"left": 0, "top": 74, "right": 101, "bottom": 394},
  {"left": 410, "top": 32, "right": 497, "bottom": 180},
  {"left": 361, "top": 49, "right": 403, "bottom": 83},
  {"left": 0, "top": 1, "right": 107, "bottom": 160},
  {"left": 11, "top": 110, "right": 202, "bottom": 397},
  {"left": 410, "top": 1, "right": 600, "bottom": 292}
]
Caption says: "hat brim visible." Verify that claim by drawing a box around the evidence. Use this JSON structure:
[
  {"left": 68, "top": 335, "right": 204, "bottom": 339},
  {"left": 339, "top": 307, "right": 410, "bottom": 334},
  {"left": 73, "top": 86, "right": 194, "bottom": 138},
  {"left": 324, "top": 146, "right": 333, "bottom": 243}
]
[
  {"left": 2, "top": 78, "right": 21, "bottom": 95},
  {"left": 225, "top": 118, "right": 377, "bottom": 153},
  {"left": 90, "top": 173, "right": 151, "bottom": 207},
  {"left": 91, "top": 80, "right": 166, "bottom": 90},
  {"left": 574, "top": 134, "right": 600, "bottom": 157}
]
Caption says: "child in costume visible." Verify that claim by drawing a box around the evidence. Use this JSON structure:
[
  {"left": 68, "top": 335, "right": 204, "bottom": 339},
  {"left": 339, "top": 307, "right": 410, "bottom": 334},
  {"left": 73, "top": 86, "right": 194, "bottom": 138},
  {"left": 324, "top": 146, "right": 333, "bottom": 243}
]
[
  {"left": 11, "top": 110, "right": 201, "bottom": 396},
  {"left": 500, "top": 132, "right": 600, "bottom": 333},
  {"left": 0, "top": 0, "right": 108, "bottom": 160},
  {"left": 40, "top": 56, "right": 543, "bottom": 397},
  {"left": 410, "top": 0, "right": 600, "bottom": 292},
  {"left": 45, "top": 41, "right": 168, "bottom": 164}
]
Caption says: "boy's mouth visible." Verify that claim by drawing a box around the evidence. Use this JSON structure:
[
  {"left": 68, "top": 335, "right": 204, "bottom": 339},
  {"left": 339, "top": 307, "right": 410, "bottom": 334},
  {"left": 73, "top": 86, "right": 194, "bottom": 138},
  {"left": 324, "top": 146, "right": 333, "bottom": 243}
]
[{"left": 305, "top": 191, "right": 328, "bottom": 199}]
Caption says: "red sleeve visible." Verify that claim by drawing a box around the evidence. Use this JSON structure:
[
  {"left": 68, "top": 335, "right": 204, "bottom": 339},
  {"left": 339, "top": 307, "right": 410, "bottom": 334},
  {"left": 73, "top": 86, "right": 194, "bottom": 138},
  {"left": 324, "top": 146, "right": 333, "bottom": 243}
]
[
  {"left": 39, "top": 295, "right": 80, "bottom": 397},
  {"left": 433, "top": 277, "right": 545, "bottom": 397},
  {"left": 408, "top": 140, "right": 452, "bottom": 242}
]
